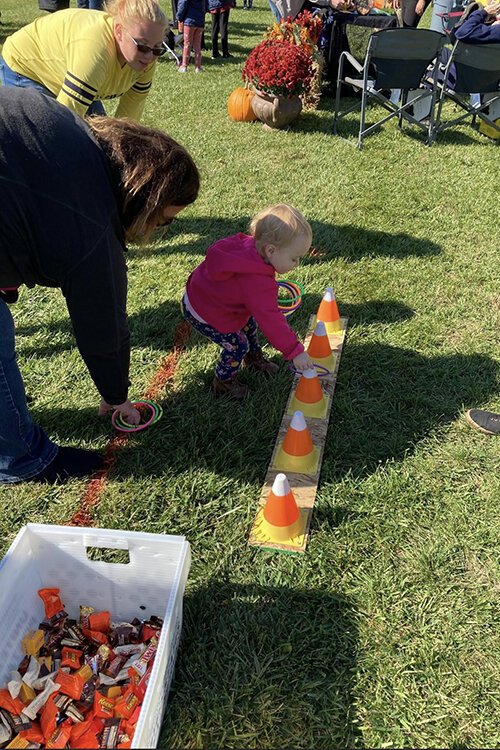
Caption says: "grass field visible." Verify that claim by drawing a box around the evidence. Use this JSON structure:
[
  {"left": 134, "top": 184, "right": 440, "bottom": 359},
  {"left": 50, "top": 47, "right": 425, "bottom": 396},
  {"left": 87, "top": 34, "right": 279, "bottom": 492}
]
[{"left": 1, "top": 1, "right": 499, "bottom": 747}]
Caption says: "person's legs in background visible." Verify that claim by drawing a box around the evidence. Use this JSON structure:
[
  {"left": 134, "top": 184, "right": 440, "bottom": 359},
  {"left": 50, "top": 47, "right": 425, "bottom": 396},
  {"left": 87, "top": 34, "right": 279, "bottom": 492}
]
[
  {"left": 211, "top": 11, "right": 221, "bottom": 57},
  {"left": 192, "top": 26, "right": 203, "bottom": 70},
  {"left": 181, "top": 24, "right": 195, "bottom": 69},
  {"left": 401, "top": 0, "right": 432, "bottom": 27},
  {"left": 76, "top": 0, "right": 89, "bottom": 7},
  {"left": 268, "top": 0, "right": 281, "bottom": 23},
  {"left": 220, "top": 9, "right": 231, "bottom": 57}
]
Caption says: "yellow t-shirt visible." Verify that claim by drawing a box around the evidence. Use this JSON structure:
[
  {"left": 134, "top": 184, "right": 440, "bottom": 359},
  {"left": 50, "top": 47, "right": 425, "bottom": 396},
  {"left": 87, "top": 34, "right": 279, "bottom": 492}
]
[{"left": 2, "top": 9, "right": 156, "bottom": 120}]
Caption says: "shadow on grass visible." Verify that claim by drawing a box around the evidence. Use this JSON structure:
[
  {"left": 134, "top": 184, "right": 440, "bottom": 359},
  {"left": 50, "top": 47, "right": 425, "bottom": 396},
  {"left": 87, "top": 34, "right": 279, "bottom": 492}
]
[
  {"left": 136, "top": 217, "right": 441, "bottom": 262},
  {"left": 159, "top": 581, "right": 362, "bottom": 749},
  {"left": 323, "top": 343, "right": 499, "bottom": 481},
  {"left": 30, "top": 342, "right": 498, "bottom": 484}
]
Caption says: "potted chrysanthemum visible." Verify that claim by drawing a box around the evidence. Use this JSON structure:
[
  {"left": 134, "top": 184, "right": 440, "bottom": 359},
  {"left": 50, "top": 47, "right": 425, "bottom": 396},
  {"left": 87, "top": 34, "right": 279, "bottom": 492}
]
[{"left": 242, "top": 39, "right": 314, "bottom": 128}]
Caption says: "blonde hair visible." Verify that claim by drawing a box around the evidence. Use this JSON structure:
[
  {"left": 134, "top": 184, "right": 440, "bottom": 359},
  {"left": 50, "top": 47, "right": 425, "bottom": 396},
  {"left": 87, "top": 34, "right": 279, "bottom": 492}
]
[
  {"left": 87, "top": 117, "right": 199, "bottom": 243},
  {"left": 104, "top": 0, "right": 167, "bottom": 25},
  {"left": 249, "top": 204, "right": 312, "bottom": 256}
]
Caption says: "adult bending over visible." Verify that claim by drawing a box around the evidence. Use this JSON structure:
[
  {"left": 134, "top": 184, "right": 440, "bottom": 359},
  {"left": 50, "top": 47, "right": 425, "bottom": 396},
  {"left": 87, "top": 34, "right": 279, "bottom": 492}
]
[
  {"left": 0, "top": 87, "right": 200, "bottom": 484},
  {"left": 0, "top": 0, "right": 167, "bottom": 119}
]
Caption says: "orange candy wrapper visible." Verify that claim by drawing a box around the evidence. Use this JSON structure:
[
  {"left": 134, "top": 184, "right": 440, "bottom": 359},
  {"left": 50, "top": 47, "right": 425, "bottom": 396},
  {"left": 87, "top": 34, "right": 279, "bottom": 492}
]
[
  {"left": 0, "top": 689, "right": 26, "bottom": 716},
  {"left": 37, "top": 588, "right": 64, "bottom": 619},
  {"left": 93, "top": 691, "right": 115, "bottom": 719},
  {"left": 54, "top": 670, "right": 84, "bottom": 701}
]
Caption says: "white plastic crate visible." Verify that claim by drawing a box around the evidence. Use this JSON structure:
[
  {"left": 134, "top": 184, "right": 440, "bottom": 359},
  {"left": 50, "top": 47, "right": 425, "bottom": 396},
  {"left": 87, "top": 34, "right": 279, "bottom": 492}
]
[{"left": 0, "top": 523, "right": 191, "bottom": 749}]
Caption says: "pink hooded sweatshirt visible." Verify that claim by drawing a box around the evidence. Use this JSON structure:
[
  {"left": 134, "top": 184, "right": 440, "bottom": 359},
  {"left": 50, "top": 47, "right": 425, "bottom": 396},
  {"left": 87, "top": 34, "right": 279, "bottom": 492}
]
[{"left": 186, "top": 233, "right": 304, "bottom": 361}]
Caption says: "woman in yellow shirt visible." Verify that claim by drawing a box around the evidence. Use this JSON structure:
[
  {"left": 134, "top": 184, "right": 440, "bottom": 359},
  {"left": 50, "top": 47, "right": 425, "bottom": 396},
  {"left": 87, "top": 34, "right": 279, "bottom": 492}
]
[{"left": 1, "top": 0, "right": 167, "bottom": 119}]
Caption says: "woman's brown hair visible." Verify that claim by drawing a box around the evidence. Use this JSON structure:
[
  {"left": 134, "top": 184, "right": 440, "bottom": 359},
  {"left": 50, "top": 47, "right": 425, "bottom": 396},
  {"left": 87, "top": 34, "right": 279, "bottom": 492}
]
[{"left": 87, "top": 116, "right": 200, "bottom": 242}]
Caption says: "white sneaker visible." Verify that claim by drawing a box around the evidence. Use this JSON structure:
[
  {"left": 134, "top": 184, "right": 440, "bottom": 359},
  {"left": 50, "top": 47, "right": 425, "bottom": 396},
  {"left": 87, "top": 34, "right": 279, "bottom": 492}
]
[
  {"left": 178, "top": 66, "right": 187, "bottom": 73},
  {"left": 195, "top": 66, "right": 203, "bottom": 73}
]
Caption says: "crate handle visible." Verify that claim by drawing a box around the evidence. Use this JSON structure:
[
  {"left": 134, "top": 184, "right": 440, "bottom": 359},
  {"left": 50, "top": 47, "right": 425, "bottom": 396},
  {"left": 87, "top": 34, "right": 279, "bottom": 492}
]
[{"left": 83, "top": 534, "right": 131, "bottom": 565}]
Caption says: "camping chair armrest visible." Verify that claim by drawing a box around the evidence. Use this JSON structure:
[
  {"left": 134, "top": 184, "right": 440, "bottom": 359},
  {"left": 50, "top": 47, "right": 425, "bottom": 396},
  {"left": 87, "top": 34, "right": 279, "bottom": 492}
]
[{"left": 338, "top": 49, "right": 365, "bottom": 76}]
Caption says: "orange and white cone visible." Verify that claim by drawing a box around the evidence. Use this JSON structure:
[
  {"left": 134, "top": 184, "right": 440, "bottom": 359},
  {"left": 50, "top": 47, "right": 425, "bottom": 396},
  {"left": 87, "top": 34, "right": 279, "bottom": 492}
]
[
  {"left": 259, "top": 473, "right": 306, "bottom": 542},
  {"left": 306, "top": 321, "right": 335, "bottom": 371},
  {"left": 289, "top": 367, "right": 328, "bottom": 419},
  {"left": 273, "top": 410, "right": 319, "bottom": 475},
  {"left": 316, "top": 287, "right": 341, "bottom": 334}
]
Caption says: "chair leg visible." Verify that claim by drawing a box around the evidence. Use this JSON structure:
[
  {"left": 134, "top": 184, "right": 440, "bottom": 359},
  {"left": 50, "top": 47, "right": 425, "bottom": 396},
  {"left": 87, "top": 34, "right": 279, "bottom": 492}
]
[{"left": 358, "top": 88, "right": 368, "bottom": 149}]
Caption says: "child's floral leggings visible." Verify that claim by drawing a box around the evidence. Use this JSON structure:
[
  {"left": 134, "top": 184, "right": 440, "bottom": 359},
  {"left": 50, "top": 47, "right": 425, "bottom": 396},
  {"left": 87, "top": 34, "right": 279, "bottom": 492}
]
[{"left": 182, "top": 299, "right": 260, "bottom": 381}]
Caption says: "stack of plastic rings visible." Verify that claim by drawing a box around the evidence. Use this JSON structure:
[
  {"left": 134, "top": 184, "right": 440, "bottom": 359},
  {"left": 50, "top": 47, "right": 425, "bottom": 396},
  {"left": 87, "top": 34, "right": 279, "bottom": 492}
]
[
  {"left": 111, "top": 399, "right": 163, "bottom": 433},
  {"left": 288, "top": 363, "right": 331, "bottom": 378},
  {"left": 277, "top": 280, "right": 303, "bottom": 318}
]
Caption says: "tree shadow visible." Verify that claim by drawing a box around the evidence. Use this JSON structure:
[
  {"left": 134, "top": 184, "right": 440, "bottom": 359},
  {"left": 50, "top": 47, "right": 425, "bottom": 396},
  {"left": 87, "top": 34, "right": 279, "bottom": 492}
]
[
  {"left": 30, "top": 343, "right": 498, "bottom": 484},
  {"left": 135, "top": 217, "right": 441, "bottom": 262},
  {"left": 159, "top": 581, "right": 363, "bottom": 749},
  {"left": 14, "top": 299, "right": 183, "bottom": 358},
  {"left": 323, "top": 343, "right": 499, "bottom": 481}
]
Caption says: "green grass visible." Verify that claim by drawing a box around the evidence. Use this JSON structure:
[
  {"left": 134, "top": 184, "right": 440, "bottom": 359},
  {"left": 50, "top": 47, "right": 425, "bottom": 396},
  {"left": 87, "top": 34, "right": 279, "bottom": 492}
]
[{"left": 1, "top": 2, "right": 500, "bottom": 748}]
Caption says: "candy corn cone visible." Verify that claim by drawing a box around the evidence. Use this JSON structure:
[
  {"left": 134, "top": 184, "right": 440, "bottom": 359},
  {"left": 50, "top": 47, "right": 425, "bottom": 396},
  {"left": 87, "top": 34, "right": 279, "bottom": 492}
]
[
  {"left": 307, "top": 321, "right": 335, "bottom": 371},
  {"left": 258, "top": 473, "right": 306, "bottom": 542},
  {"left": 316, "top": 287, "right": 341, "bottom": 334},
  {"left": 289, "top": 368, "right": 329, "bottom": 419},
  {"left": 273, "top": 411, "right": 319, "bottom": 475}
]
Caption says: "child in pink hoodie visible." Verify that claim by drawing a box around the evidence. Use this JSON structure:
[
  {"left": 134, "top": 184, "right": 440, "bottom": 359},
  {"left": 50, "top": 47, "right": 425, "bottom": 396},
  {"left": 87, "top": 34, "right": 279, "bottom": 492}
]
[{"left": 182, "top": 204, "right": 314, "bottom": 399}]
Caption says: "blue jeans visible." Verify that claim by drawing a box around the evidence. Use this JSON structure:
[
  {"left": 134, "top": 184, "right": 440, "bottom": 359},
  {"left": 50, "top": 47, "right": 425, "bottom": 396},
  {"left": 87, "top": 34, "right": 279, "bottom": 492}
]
[
  {"left": 0, "top": 299, "right": 58, "bottom": 483},
  {"left": 0, "top": 58, "right": 106, "bottom": 115},
  {"left": 77, "top": 0, "right": 104, "bottom": 8},
  {"left": 268, "top": 0, "right": 281, "bottom": 23}
]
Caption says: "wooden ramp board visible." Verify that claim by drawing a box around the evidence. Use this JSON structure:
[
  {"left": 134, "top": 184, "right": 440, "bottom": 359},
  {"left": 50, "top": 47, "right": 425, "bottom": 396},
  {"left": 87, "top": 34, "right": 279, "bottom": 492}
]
[{"left": 249, "top": 315, "right": 348, "bottom": 553}]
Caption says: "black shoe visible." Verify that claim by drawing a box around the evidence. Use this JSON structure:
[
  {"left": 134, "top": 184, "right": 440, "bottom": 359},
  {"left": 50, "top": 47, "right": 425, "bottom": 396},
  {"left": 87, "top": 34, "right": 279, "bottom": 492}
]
[
  {"left": 30, "top": 447, "right": 104, "bottom": 483},
  {"left": 211, "top": 51, "right": 221, "bottom": 58},
  {"left": 221, "top": 52, "right": 233, "bottom": 58},
  {"left": 465, "top": 409, "right": 500, "bottom": 436}
]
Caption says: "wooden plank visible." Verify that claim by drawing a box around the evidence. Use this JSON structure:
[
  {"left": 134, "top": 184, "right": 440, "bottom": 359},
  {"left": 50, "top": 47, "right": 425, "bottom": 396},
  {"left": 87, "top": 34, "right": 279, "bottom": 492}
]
[{"left": 249, "top": 316, "right": 348, "bottom": 553}]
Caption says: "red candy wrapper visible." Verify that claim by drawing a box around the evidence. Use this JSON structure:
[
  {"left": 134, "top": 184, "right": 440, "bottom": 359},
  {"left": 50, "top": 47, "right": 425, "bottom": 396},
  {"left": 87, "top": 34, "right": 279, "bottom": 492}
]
[
  {"left": 38, "top": 588, "right": 64, "bottom": 619},
  {"left": 88, "top": 611, "right": 110, "bottom": 633}
]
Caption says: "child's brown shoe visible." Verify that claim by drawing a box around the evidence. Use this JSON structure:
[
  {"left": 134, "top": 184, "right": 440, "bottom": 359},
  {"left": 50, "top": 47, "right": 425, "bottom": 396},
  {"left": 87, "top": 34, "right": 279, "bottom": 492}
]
[
  {"left": 212, "top": 375, "right": 250, "bottom": 400},
  {"left": 244, "top": 350, "right": 279, "bottom": 376}
]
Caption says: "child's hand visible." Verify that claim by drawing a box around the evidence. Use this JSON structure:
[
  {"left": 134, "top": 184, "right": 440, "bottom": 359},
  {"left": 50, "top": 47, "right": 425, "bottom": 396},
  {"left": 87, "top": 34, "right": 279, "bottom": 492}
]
[{"left": 293, "top": 351, "right": 314, "bottom": 371}]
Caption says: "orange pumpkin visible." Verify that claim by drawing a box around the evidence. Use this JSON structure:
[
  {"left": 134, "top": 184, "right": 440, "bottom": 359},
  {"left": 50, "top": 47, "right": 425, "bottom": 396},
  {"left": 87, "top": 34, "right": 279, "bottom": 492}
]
[{"left": 227, "top": 87, "right": 257, "bottom": 122}]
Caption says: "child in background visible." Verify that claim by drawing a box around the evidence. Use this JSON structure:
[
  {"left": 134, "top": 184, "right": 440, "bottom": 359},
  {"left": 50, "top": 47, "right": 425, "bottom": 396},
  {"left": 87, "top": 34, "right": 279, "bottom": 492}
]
[
  {"left": 182, "top": 204, "right": 314, "bottom": 400},
  {"left": 177, "top": 0, "right": 206, "bottom": 72}
]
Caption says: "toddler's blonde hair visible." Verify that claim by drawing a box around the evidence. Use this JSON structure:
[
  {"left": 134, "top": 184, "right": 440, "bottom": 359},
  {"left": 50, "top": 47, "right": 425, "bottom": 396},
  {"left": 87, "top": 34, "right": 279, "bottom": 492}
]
[
  {"left": 104, "top": 0, "right": 167, "bottom": 25},
  {"left": 249, "top": 204, "right": 312, "bottom": 256}
]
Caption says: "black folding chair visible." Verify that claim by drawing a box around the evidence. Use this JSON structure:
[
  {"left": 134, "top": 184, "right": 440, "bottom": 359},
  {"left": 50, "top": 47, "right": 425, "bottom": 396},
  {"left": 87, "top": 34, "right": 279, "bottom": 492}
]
[
  {"left": 333, "top": 27, "right": 446, "bottom": 149},
  {"left": 433, "top": 41, "right": 500, "bottom": 140}
]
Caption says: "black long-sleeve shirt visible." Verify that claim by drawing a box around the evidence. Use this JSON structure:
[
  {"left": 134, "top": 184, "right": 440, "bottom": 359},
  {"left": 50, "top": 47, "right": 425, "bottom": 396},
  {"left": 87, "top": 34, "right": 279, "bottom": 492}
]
[{"left": 0, "top": 87, "right": 130, "bottom": 405}]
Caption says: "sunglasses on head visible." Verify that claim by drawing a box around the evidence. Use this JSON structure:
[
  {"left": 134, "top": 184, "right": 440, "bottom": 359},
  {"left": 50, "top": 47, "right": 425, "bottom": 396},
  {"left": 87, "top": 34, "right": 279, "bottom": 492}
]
[{"left": 124, "top": 29, "right": 167, "bottom": 56}]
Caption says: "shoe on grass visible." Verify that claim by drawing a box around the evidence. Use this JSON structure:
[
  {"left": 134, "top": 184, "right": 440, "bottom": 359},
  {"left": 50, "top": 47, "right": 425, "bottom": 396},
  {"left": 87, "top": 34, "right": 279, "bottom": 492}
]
[
  {"left": 195, "top": 66, "right": 203, "bottom": 73},
  {"left": 30, "top": 447, "right": 104, "bottom": 483},
  {"left": 178, "top": 65, "right": 187, "bottom": 73},
  {"left": 212, "top": 375, "right": 250, "bottom": 400},
  {"left": 465, "top": 409, "right": 500, "bottom": 435},
  {"left": 244, "top": 350, "right": 279, "bottom": 376}
]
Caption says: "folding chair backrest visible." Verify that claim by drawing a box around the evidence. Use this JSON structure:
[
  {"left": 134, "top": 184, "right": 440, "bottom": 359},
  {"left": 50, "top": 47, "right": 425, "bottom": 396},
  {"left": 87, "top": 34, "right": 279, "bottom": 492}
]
[
  {"left": 368, "top": 28, "right": 446, "bottom": 90},
  {"left": 452, "top": 41, "right": 500, "bottom": 93}
]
